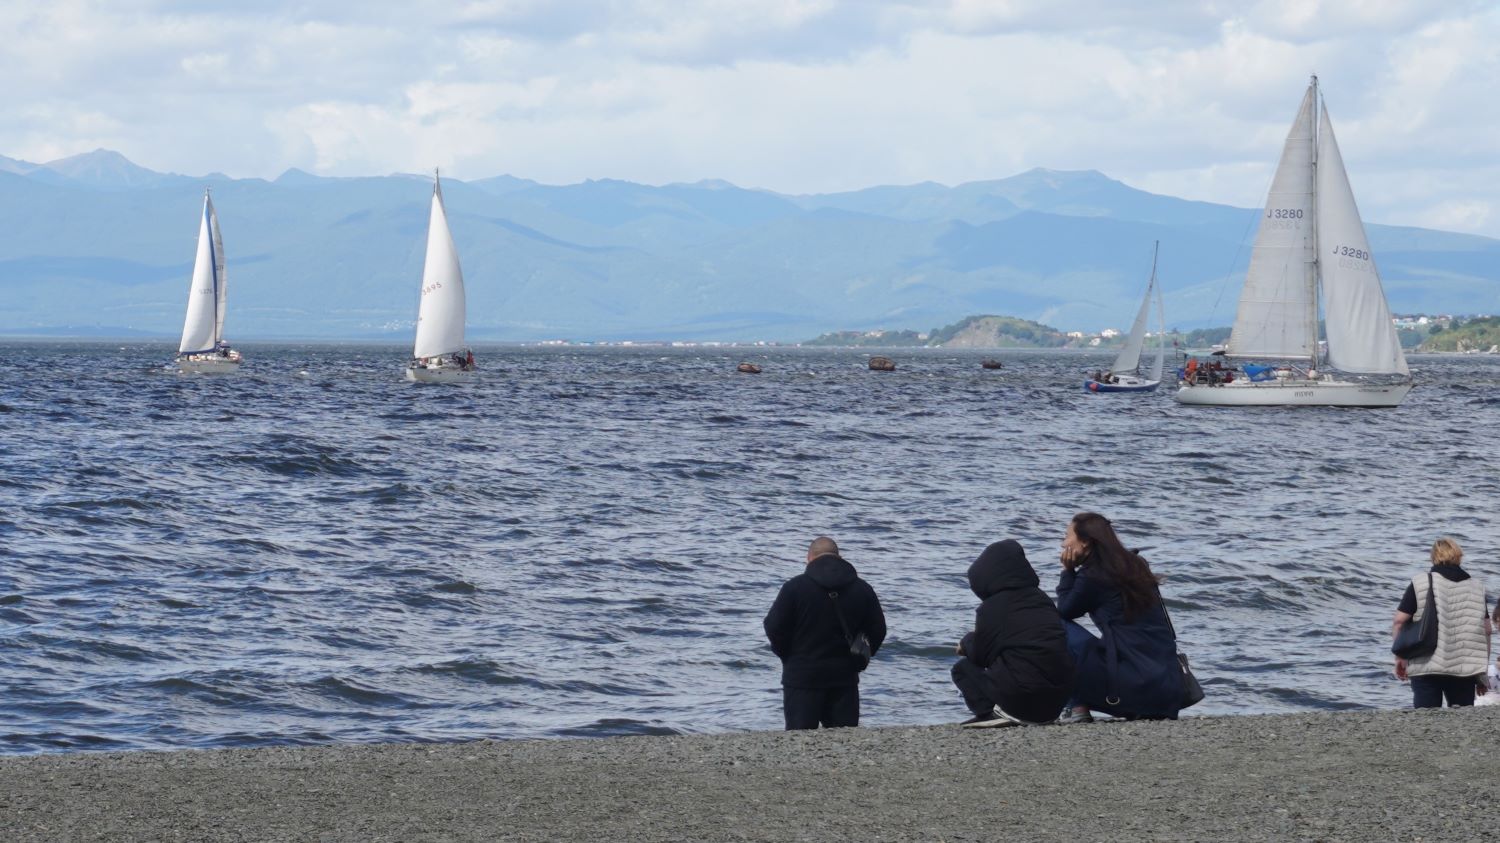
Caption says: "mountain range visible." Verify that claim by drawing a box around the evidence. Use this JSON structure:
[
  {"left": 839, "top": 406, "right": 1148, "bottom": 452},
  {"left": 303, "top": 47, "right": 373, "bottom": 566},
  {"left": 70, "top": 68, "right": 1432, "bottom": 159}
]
[{"left": 1, "top": 149, "right": 1497, "bottom": 342}]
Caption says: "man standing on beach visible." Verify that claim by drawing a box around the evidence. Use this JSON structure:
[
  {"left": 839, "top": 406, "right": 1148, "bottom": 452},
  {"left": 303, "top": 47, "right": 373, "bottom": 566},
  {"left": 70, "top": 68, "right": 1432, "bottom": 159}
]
[{"left": 763, "top": 537, "right": 887, "bottom": 729}]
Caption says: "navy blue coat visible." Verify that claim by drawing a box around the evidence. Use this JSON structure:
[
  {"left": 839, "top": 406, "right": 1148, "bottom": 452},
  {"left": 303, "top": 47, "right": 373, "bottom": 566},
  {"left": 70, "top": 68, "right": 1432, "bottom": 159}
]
[{"left": 1057, "top": 562, "right": 1181, "bottom": 719}]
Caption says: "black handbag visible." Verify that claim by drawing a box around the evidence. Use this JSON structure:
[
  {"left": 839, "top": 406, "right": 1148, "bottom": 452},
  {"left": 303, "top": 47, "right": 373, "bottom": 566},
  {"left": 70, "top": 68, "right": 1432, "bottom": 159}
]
[
  {"left": 1158, "top": 587, "right": 1204, "bottom": 709},
  {"left": 827, "top": 591, "right": 872, "bottom": 671},
  {"left": 1392, "top": 573, "right": 1439, "bottom": 659}
]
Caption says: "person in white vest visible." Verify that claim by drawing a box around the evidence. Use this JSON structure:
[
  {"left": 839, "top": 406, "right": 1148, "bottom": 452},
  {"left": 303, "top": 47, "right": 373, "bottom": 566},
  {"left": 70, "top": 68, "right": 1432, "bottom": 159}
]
[{"left": 1392, "top": 537, "right": 1492, "bottom": 708}]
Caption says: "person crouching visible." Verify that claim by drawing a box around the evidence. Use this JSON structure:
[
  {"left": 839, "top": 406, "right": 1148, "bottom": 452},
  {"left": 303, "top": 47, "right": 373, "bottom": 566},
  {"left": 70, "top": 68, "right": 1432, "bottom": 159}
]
[{"left": 952, "top": 540, "right": 1076, "bottom": 727}]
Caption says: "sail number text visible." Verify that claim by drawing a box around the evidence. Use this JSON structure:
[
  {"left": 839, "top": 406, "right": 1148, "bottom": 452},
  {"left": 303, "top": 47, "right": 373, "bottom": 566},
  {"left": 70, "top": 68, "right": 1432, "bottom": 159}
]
[
  {"left": 1332, "top": 245, "right": 1369, "bottom": 261},
  {"left": 1265, "top": 208, "right": 1304, "bottom": 219},
  {"left": 421, "top": 281, "right": 443, "bottom": 296}
]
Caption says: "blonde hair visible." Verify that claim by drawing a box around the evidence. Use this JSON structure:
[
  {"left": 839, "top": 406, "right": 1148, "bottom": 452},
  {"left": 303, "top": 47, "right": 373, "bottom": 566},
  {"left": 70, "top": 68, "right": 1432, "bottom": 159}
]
[{"left": 1430, "top": 537, "right": 1463, "bottom": 566}]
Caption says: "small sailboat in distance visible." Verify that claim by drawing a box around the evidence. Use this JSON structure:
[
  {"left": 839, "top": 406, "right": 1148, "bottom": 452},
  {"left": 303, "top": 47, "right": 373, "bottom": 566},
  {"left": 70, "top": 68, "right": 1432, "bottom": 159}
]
[
  {"left": 176, "top": 189, "right": 241, "bottom": 374},
  {"left": 1085, "top": 241, "right": 1165, "bottom": 393},
  {"left": 405, "top": 169, "right": 475, "bottom": 383}
]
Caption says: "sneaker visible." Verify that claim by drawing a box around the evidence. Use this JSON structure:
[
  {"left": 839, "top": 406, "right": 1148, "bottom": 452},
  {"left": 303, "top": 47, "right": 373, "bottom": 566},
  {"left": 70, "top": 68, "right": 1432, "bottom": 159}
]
[
  {"left": 1057, "top": 707, "right": 1095, "bottom": 725},
  {"left": 961, "top": 708, "right": 1021, "bottom": 728}
]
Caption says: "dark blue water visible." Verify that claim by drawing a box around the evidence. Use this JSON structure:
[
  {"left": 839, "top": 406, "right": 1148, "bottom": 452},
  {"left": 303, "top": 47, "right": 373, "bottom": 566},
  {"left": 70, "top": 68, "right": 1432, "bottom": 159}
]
[{"left": 2, "top": 341, "right": 1497, "bottom": 754}]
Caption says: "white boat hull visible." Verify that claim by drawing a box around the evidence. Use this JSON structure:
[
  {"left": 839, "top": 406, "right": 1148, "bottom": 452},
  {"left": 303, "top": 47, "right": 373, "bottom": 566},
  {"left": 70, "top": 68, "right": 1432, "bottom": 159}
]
[
  {"left": 1174, "top": 379, "right": 1411, "bottom": 407},
  {"left": 404, "top": 365, "right": 474, "bottom": 384},
  {"left": 177, "top": 357, "right": 241, "bottom": 375}
]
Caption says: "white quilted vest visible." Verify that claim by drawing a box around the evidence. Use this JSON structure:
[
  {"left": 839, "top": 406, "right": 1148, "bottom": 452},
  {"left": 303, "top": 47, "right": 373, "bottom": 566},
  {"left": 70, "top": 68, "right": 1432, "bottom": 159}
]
[{"left": 1407, "top": 572, "right": 1489, "bottom": 677}]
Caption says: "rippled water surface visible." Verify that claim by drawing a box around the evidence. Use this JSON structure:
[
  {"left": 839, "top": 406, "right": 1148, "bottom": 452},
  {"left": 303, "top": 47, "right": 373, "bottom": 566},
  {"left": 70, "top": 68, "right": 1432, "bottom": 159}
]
[{"left": 2, "top": 341, "right": 1498, "bottom": 754}]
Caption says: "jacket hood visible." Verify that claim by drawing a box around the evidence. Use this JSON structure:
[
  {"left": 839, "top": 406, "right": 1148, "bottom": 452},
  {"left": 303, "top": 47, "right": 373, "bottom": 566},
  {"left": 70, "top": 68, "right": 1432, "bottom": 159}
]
[
  {"left": 806, "top": 554, "right": 858, "bottom": 590},
  {"left": 968, "top": 540, "right": 1039, "bottom": 599}
]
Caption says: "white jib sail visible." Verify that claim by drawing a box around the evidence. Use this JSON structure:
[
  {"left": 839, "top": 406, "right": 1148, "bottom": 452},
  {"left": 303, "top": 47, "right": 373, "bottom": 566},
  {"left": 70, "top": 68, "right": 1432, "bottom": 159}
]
[
  {"left": 1110, "top": 274, "right": 1153, "bottom": 375},
  {"left": 1228, "top": 84, "right": 1319, "bottom": 361},
  {"left": 1315, "top": 103, "right": 1409, "bottom": 376},
  {"left": 411, "top": 177, "right": 467, "bottom": 360},
  {"left": 178, "top": 192, "right": 222, "bottom": 354}
]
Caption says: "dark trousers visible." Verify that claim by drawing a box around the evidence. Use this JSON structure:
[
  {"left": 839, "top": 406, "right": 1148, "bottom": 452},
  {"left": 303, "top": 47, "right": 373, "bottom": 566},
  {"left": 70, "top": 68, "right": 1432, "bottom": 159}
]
[
  {"left": 1062, "top": 619, "right": 1097, "bottom": 709},
  {"left": 951, "top": 658, "right": 995, "bottom": 717},
  {"left": 1411, "top": 674, "right": 1477, "bottom": 708},
  {"left": 952, "top": 657, "right": 1069, "bottom": 723},
  {"left": 783, "top": 685, "right": 859, "bottom": 729}
]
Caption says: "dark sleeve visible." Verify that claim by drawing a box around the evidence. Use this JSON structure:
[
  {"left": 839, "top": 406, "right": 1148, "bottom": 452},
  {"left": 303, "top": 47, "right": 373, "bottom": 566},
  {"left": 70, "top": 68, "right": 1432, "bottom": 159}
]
[
  {"left": 968, "top": 604, "right": 995, "bottom": 669},
  {"left": 763, "top": 582, "right": 796, "bottom": 658},
  {"left": 1056, "top": 568, "right": 1103, "bottom": 620},
  {"left": 1396, "top": 583, "right": 1415, "bottom": 615},
  {"left": 863, "top": 583, "right": 887, "bottom": 656}
]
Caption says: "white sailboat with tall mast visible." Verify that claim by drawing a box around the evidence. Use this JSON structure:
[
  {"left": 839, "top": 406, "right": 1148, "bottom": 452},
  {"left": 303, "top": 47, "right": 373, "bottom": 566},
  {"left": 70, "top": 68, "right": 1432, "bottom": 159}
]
[
  {"left": 1176, "top": 77, "right": 1411, "bottom": 407},
  {"left": 1086, "top": 241, "right": 1165, "bottom": 393},
  {"left": 176, "top": 189, "right": 241, "bottom": 374},
  {"left": 405, "top": 170, "right": 475, "bottom": 383}
]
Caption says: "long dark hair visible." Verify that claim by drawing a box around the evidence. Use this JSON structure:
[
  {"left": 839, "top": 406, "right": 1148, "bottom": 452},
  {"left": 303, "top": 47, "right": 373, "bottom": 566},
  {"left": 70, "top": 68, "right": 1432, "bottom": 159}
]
[{"left": 1072, "top": 512, "right": 1159, "bottom": 620}]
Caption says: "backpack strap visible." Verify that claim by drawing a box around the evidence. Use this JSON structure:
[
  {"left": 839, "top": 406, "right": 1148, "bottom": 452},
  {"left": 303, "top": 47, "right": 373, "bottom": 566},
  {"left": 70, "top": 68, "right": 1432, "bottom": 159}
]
[{"left": 826, "top": 591, "right": 855, "bottom": 647}]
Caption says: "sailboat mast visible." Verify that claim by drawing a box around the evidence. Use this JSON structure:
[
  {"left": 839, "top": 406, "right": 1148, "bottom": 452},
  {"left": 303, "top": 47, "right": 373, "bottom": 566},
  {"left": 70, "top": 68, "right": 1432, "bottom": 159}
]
[
  {"left": 1308, "top": 75, "right": 1322, "bottom": 371},
  {"left": 1148, "top": 240, "right": 1158, "bottom": 375}
]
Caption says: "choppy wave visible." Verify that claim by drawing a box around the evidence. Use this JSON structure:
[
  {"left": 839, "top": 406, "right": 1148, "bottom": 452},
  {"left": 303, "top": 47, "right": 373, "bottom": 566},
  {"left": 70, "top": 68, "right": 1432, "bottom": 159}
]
[{"left": 1, "top": 342, "right": 1498, "bottom": 754}]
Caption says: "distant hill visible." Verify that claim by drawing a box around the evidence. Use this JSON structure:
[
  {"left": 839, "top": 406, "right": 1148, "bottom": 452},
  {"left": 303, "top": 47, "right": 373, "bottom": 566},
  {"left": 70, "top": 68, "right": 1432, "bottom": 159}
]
[
  {"left": 1419, "top": 316, "right": 1500, "bottom": 352},
  {"left": 2, "top": 151, "right": 1498, "bottom": 341},
  {"left": 806, "top": 314, "right": 1075, "bottom": 348},
  {"left": 927, "top": 315, "right": 1071, "bottom": 348}
]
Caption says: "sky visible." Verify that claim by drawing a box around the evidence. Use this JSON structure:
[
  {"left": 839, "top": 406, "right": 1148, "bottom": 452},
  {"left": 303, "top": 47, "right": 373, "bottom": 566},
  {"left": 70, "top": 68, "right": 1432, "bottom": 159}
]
[{"left": 4, "top": 1, "right": 1498, "bottom": 236}]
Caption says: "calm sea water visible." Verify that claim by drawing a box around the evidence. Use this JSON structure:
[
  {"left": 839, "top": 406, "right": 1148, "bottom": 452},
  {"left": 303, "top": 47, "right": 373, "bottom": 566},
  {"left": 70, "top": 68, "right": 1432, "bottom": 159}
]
[{"left": 1, "top": 341, "right": 1497, "bottom": 754}]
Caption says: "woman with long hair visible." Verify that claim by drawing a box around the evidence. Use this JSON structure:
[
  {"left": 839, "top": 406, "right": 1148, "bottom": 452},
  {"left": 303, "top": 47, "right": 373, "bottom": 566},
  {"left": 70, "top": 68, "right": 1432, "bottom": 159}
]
[{"left": 1055, "top": 512, "right": 1184, "bottom": 722}]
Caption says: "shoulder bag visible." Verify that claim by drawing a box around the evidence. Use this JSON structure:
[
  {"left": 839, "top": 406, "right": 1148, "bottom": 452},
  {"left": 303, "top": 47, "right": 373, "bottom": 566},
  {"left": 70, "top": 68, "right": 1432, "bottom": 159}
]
[
  {"left": 1392, "top": 572, "right": 1439, "bottom": 659},
  {"left": 827, "top": 591, "right": 872, "bottom": 671}
]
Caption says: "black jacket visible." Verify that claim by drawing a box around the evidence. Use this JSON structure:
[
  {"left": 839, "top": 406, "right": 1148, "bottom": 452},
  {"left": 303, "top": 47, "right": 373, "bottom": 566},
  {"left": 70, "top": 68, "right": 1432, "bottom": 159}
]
[
  {"left": 960, "top": 540, "right": 1075, "bottom": 720},
  {"left": 764, "top": 554, "right": 887, "bottom": 689}
]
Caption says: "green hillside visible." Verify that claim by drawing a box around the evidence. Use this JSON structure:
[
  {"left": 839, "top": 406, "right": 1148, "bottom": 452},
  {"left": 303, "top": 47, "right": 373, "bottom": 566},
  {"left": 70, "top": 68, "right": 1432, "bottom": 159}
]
[{"left": 1418, "top": 316, "right": 1500, "bottom": 352}]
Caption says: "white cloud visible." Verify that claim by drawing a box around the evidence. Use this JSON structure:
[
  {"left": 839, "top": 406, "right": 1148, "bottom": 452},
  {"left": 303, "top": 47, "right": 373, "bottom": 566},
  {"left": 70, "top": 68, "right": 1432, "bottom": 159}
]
[{"left": 0, "top": 1, "right": 1497, "bottom": 235}]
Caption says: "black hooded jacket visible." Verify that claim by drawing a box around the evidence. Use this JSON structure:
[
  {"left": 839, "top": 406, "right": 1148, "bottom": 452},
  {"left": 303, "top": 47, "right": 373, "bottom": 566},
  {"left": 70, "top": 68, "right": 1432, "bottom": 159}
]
[
  {"left": 764, "top": 554, "right": 887, "bottom": 689},
  {"left": 961, "top": 540, "right": 1075, "bottom": 716}
]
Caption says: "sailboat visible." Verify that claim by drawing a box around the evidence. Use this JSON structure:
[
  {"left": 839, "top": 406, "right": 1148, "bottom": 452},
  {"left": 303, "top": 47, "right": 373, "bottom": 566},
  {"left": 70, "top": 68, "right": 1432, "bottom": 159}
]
[
  {"left": 175, "top": 189, "right": 240, "bottom": 374},
  {"left": 1085, "top": 241, "right": 1165, "bottom": 393},
  {"left": 1176, "top": 77, "right": 1412, "bottom": 407},
  {"left": 404, "top": 170, "right": 475, "bottom": 383}
]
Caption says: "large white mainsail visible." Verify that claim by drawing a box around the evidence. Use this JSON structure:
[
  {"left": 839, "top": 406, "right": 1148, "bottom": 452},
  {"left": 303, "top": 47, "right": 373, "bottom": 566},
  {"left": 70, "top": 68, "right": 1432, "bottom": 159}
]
[
  {"left": 1226, "top": 86, "right": 1318, "bottom": 362},
  {"left": 1315, "top": 103, "right": 1409, "bottom": 376},
  {"left": 178, "top": 191, "right": 225, "bottom": 354},
  {"left": 411, "top": 174, "right": 467, "bottom": 361}
]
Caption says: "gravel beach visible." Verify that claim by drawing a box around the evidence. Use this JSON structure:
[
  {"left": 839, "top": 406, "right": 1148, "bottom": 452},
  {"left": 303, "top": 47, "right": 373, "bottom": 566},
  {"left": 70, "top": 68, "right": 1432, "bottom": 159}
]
[{"left": 2, "top": 709, "right": 1496, "bottom": 842}]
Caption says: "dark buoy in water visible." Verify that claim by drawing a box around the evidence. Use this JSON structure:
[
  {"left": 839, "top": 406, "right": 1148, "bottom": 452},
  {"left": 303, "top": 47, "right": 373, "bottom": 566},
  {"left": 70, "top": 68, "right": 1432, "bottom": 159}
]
[
  {"left": 981, "top": 359, "right": 1003, "bottom": 370},
  {"left": 737, "top": 362, "right": 762, "bottom": 374},
  {"left": 868, "top": 356, "right": 896, "bottom": 371}
]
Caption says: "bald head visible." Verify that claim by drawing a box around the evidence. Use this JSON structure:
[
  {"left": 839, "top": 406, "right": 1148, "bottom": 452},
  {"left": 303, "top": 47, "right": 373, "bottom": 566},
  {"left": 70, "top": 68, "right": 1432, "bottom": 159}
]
[{"left": 806, "top": 536, "right": 839, "bottom": 563}]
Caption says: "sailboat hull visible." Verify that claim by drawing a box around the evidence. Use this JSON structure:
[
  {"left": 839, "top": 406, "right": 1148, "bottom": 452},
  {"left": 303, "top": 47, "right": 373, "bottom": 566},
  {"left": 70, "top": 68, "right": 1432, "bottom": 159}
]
[
  {"left": 1174, "top": 379, "right": 1411, "bottom": 407},
  {"left": 404, "top": 365, "right": 474, "bottom": 384},
  {"left": 177, "top": 356, "right": 241, "bottom": 375},
  {"left": 1085, "top": 378, "right": 1160, "bottom": 394}
]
